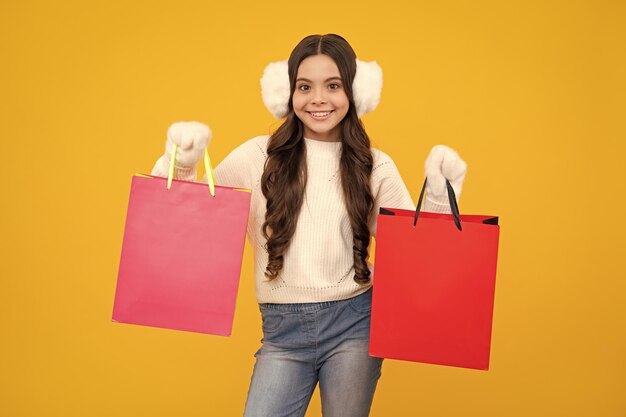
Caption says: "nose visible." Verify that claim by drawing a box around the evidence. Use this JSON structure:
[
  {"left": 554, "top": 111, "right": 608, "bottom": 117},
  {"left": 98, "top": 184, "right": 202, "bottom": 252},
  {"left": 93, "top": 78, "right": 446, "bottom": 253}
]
[{"left": 311, "top": 87, "right": 328, "bottom": 105}]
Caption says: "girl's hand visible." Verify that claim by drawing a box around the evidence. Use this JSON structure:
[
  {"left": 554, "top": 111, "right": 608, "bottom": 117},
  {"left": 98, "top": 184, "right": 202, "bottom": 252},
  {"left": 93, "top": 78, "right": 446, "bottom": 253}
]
[
  {"left": 164, "top": 121, "right": 212, "bottom": 168},
  {"left": 424, "top": 145, "right": 467, "bottom": 205}
]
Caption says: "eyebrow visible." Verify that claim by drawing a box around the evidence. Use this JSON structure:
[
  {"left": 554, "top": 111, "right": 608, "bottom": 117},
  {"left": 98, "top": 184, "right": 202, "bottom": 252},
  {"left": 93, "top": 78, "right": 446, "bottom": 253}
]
[{"left": 296, "top": 77, "right": 342, "bottom": 82}]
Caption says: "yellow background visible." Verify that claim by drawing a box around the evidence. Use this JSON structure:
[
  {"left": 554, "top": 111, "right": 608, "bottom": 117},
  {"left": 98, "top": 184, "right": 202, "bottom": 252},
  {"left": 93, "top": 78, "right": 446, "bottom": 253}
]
[{"left": 1, "top": 0, "right": 624, "bottom": 416}]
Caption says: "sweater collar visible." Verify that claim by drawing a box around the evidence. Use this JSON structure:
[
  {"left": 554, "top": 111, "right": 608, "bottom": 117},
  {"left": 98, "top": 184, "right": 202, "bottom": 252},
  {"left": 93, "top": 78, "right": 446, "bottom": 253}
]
[{"left": 304, "top": 137, "right": 342, "bottom": 156}]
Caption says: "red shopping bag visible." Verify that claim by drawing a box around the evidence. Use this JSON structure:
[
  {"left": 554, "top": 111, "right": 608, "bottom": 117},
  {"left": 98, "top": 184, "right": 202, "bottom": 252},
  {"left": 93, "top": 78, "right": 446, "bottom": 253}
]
[
  {"left": 369, "top": 179, "right": 500, "bottom": 370},
  {"left": 112, "top": 148, "right": 251, "bottom": 336}
]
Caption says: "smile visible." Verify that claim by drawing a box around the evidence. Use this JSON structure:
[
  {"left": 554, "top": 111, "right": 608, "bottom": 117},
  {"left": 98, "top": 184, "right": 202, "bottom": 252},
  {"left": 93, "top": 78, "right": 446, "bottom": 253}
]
[{"left": 307, "top": 110, "right": 334, "bottom": 120}]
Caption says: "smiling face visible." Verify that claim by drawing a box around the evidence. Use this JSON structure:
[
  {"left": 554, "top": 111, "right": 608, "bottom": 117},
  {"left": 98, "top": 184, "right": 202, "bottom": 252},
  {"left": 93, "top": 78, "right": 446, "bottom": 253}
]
[{"left": 292, "top": 54, "right": 350, "bottom": 142}]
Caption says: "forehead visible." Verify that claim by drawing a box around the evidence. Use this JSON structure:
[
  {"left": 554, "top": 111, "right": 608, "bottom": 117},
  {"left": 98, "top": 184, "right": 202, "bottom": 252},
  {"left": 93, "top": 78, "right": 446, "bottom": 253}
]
[{"left": 296, "top": 54, "right": 341, "bottom": 80}]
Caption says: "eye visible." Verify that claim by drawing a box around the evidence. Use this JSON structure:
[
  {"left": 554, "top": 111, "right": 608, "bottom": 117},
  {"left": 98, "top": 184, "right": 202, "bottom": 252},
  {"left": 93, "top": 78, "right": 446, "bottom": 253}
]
[
  {"left": 329, "top": 83, "right": 341, "bottom": 89},
  {"left": 298, "top": 84, "right": 310, "bottom": 91}
]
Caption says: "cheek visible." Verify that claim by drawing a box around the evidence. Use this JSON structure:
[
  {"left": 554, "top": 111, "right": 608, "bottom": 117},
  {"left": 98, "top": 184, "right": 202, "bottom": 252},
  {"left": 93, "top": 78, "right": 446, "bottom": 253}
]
[
  {"left": 292, "top": 95, "right": 305, "bottom": 110},
  {"left": 335, "top": 93, "right": 349, "bottom": 110},
  {"left": 337, "top": 96, "right": 350, "bottom": 115}
]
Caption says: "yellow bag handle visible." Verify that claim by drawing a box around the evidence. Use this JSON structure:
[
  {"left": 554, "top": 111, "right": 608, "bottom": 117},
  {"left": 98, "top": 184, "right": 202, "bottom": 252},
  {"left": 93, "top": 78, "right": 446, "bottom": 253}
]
[{"left": 167, "top": 144, "right": 216, "bottom": 196}]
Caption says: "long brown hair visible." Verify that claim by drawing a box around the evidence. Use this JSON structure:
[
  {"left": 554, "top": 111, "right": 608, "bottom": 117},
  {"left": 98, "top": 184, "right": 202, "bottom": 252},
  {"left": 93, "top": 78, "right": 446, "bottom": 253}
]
[{"left": 261, "top": 34, "right": 374, "bottom": 284}]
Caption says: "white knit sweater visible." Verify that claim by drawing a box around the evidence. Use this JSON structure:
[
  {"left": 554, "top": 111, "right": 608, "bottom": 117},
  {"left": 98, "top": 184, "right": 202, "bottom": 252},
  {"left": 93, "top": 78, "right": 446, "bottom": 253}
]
[{"left": 151, "top": 135, "right": 453, "bottom": 303}]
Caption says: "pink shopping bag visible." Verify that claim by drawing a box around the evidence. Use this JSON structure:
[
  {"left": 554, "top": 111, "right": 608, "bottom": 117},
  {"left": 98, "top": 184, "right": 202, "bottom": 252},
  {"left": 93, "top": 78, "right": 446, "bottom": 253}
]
[{"left": 112, "top": 150, "right": 251, "bottom": 336}]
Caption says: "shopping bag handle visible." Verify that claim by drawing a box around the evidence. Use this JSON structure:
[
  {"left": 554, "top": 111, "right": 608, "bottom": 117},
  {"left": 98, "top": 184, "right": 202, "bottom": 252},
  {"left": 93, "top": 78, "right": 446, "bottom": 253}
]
[
  {"left": 167, "top": 144, "right": 216, "bottom": 197},
  {"left": 413, "top": 178, "right": 462, "bottom": 231}
]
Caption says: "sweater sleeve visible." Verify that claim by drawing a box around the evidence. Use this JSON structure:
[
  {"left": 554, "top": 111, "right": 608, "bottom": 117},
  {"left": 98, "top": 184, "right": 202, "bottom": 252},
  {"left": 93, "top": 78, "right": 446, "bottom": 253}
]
[
  {"left": 200, "top": 135, "right": 268, "bottom": 189},
  {"left": 369, "top": 150, "right": 415, "bottom": 237},
  {"left": 150, "top": 154, "right": 197, "bottom": 182},
  {"left": 150, "top": 135, "right": 269, "bottom": 187},
  {"left": 422, "top": 193, "right": 454, "bottom": 214},
  {"left": 368, "top": 149, "right": 455, "bottom": 237}
]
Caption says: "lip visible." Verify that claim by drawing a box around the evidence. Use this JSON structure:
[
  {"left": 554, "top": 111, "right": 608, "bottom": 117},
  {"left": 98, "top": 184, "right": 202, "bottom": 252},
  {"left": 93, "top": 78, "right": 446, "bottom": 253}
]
[{"left": 306, "top": 110, "right": 334, "bottom": 121}]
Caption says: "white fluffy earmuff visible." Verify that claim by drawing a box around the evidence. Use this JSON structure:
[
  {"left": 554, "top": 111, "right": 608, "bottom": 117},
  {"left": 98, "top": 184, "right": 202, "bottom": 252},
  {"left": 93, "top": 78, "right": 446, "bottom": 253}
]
[{"left": 260, "top": 59, "right": 383, "bottom": 119}]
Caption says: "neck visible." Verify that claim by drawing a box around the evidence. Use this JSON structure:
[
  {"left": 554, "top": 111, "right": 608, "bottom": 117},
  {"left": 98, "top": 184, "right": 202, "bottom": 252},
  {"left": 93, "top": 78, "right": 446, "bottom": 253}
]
[
  {"left": 303, "top": 127, "right": 341, "bottom": 142},
  {"left": 303, "top": 137, "right": 342, "bottom": 155}
]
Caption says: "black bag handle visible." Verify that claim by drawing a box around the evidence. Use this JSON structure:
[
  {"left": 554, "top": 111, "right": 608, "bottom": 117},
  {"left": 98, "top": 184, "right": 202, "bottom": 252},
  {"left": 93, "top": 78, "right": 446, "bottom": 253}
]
[{"left": 413, "top": 178, "right": 462, "bottom": 231}]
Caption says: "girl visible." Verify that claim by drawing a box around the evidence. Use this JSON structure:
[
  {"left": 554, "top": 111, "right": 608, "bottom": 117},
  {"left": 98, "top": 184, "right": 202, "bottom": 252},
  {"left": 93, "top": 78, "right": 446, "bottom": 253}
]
[{"left": 151, "top": 34, "right": 467, "bottom": 417}]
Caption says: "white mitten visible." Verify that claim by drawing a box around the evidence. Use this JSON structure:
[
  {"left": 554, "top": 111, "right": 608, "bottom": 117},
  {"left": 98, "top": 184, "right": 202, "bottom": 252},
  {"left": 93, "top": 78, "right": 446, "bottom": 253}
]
[
  {"left": 165, "top": 121, "right": 212, "bottom": 168},
  {"left": 424, "top": 144, "right": 467, "bottom": 207}
]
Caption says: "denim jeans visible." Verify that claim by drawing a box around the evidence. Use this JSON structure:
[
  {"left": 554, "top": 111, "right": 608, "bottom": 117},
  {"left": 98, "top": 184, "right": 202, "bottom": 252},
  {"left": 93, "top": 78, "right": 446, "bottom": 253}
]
[{"left": 243, "top": 288, "right": 383, "bottom": 417}]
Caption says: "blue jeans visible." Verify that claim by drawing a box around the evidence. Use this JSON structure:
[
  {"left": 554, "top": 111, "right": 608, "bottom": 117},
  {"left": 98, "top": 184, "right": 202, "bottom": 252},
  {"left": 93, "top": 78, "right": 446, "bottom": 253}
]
[{"left": 243, "top": 288, "right": 383, "bottom": 417}]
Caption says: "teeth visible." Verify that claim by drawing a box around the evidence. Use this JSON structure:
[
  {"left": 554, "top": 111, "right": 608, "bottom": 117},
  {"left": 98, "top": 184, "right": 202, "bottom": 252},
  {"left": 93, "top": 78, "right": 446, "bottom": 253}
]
[{"left": 310, "top": 111, "right": 331, "bottom": 117}]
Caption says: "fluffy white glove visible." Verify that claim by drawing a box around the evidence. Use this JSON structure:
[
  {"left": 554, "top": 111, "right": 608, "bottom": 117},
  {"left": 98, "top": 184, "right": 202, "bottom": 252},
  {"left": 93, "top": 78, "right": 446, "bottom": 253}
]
[
  {"left": 424, "top": 144, "right": 467, "bottom": 206},
  {"left": 164, "top": 121, "right": 212, "bottom": 168}
]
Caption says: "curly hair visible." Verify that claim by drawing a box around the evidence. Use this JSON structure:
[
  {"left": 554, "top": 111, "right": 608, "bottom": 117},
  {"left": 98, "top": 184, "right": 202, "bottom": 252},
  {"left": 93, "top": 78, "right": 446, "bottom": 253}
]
[{"left": 261, "top": 34, "right": 374, "bottom": 284}]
